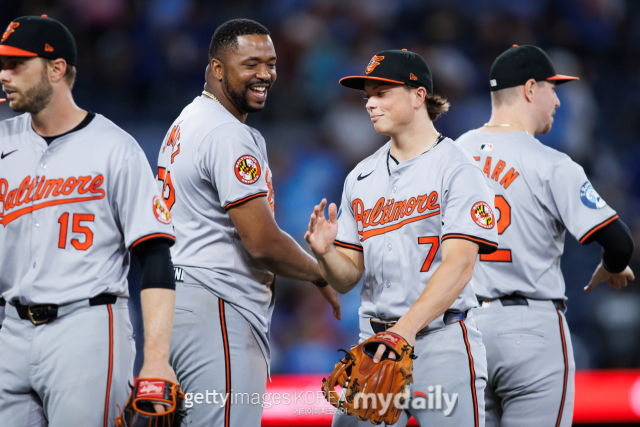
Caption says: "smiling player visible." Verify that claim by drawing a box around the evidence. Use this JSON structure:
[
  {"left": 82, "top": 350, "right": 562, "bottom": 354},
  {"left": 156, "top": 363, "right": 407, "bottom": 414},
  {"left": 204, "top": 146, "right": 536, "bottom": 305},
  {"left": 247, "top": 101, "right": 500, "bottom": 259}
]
[{"left": 157, "top": 19, "right": 341, "bottom": 427}]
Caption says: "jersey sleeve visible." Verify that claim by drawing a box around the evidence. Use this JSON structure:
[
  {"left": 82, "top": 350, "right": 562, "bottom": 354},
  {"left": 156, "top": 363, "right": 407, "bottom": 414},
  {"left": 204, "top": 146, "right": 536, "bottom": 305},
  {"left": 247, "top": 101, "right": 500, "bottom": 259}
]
[
  {"left": 441, "top": 164, "right": 499, "bottom": 254},
  {"left": 112, "top": 151, "right": 176, "bottom": 250},
  {"left": 334, "top": 176, "right": 363, "bottom": 252},
  {"left": 544, "top": 157, "right": 618, "bottom": 244},
  {"left": 198, "top": 123, "right": 270, "bottom": 210}
]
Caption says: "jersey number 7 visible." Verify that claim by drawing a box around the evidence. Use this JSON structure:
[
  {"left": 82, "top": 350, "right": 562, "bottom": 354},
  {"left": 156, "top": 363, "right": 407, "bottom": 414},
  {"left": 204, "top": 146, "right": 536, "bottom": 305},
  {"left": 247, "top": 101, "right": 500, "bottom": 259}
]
[{"left": 480, "top": 195, "right": 511, "bottom": 262}]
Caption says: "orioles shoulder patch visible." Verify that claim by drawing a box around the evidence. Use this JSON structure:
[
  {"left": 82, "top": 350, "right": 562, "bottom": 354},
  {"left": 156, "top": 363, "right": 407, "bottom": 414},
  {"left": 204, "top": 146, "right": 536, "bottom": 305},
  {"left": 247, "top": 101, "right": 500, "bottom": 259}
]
[
  {"left": 235, "top": 155, "right": 261, "bottom": 184},
  {"left": 471, "top": 201, "right": 494, "bottom": 229},
  {"left": 153, "top": 195, "right": 172, "bottom": 224}
]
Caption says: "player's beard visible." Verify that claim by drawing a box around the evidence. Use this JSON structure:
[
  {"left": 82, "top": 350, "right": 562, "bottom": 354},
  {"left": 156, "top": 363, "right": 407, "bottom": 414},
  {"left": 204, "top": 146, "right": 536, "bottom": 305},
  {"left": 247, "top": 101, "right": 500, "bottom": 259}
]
[
  {"left": 8, "top": 66, "right": 53, "bottom": 114},
  {"left": 223, "top": 71, "right": 265, "bottom": 114}
]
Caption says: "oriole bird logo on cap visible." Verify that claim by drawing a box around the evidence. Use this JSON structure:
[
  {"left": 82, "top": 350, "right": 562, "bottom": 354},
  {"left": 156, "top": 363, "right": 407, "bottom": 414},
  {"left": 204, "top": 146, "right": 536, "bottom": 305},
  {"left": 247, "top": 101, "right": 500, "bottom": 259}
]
[
  {"left": 365, "top": 55, "right": 384, "bottom": 74},
  {"left": 1, "top": 22, "right": 19, "bottom": 43}
]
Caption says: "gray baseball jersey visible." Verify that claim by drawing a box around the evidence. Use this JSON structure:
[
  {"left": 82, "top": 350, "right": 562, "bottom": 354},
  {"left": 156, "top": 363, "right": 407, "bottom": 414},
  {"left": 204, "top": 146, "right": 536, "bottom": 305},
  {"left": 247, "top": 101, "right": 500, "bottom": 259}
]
[
  {"left": 0, "top": 113, "right": 175, "bottom": 305},
  {"left": 335, "top": 137, "right": 499, "bottom": 324},
  {"left": 156, "top": 95, "right": 276, "bottom": 364},
  {"left": 0, "top": 112, "right": 173, "bottom": 426},
  {"left": 455, "top": 130, "right": 617, "bottom": 300}
]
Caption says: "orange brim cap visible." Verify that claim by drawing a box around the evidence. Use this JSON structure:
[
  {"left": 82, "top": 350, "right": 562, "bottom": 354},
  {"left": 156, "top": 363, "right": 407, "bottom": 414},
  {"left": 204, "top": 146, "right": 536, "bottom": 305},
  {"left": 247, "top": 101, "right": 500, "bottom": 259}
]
[
  {"left": 547, "top": 74, "right": 579, "bottom": 83},
  {"left": 0, "top": 45, "right": 38, "bottom": 57},
  {"left": 339, "top": 75, "right": 405, "bottom": 90}
]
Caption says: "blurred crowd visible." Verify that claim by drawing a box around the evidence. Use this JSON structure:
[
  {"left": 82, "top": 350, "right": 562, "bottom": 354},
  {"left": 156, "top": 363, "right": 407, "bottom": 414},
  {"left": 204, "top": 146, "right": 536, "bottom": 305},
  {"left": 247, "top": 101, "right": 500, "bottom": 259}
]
[{"left": 2, "top": 0, "right": 640, "bottom": 374}]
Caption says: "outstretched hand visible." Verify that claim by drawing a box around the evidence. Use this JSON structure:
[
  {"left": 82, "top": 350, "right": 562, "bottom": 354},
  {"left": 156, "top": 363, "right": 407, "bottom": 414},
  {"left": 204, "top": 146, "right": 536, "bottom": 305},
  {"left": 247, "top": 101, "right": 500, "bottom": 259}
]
[
  {"left": 584, "top": 261, "right": 635, "bottom": 292},
  {"left": 304, "top": 199, "right": 339, "bottom": 257}
]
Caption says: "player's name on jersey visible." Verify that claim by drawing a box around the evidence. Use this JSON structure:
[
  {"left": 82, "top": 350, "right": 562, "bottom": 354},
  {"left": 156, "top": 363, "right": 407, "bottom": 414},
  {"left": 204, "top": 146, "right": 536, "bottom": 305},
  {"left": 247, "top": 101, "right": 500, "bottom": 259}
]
[
  {"left": 353, "top": 191, "right": 439, "bottom": 241},
  {"left": 475, "top": 157, "right": 520, "bottom": 190},
  {"left": 0, "top": 175, "right": 105, "bottom": 225}
]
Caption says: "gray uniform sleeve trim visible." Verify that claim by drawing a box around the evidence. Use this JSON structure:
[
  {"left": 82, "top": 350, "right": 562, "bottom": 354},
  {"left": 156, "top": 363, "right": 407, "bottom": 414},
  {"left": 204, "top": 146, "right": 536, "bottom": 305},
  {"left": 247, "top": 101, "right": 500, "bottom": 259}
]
[
  {"left": 223, "top": 191, "right": 268, "bottom": 210},
  {"left": 442, "top": 233, "right": 498, "bottom": 254},
  {"left": 578, "top": 214, "right": 619, "bottom": 244}
]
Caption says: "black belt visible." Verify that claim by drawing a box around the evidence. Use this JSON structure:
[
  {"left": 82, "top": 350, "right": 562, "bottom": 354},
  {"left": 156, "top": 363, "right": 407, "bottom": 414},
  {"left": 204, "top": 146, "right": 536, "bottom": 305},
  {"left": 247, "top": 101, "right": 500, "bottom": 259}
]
[
  {"left": 13, "top": 293, "right": 117, "bottom": 326},
  {"left": 479, "top": 295, "right": 565, "bottom": 311},
  {"left": 370, "top": 310, "right": 467, "bottom": 336}
]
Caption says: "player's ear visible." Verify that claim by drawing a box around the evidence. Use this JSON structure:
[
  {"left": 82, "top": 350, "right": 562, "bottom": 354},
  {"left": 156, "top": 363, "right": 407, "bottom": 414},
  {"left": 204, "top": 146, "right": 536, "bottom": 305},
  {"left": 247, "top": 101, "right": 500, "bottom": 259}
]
[
  {"left": 414, "top": 86, "right": 427, "bottom": 110},
  {"left": 210, "top": 58, "right": 225, "bottom": 82},
  {"left": 523, "top": 79, "right": 536, "bottom": 103},
  {"left": 46, "top": 58, "right": 67, "bottom": 84}
]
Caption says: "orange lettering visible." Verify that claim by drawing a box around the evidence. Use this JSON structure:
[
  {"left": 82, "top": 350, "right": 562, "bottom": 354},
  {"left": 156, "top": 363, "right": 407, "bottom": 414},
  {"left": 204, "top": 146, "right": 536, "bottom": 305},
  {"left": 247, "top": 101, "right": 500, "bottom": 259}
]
[
  {"left": 491, "top": 160, "right": 506, "bottom": 181},
  {"left": 500, "top": 168, "right": 520, "bottom": 189},
  {"left": 14, "top": 177, "right": 31, "bottom": 206},
  {"left": 369, "top": 198, "right": 385, "bottom": 226},
  {"left": 89, "top": 175, "right": 105, "bottom": 196},
  {"left": 77, "top": 176, "right": 92, "bottom": 194},
  {"left": 61, "top": 177, "right": 78, "bottom": 195},
  {"left": 5, "top": 190, "right": 16, "bottom": 210},
  {"left": 42, "top": 179, "right": 64, "bottom": 199},
  {"left": 380, "top": 199, "right": 395, "bottom": 224},
  {"left": 406, "top": 197, "right": 417, "bottom": 216},
  {"left": 352, "top": 199, "right": 364, "bottom": 229},
  {"left": 426, "top": 191, "right": 439, "bottom": 210},
  {"left": 483, "top": 157, "right": 492, "bottom": 178},
  {"left": 23, "top": 177, "right": 39, "bottom": 203},
  {"left": 392, "top": 200, "right": 406, "bottom": 221},
  {"left": 416, "top": 194, "right": 429, "bottom": 213},
  {"left": 363, "top": 209, "right": 371, "bottom": 227}
]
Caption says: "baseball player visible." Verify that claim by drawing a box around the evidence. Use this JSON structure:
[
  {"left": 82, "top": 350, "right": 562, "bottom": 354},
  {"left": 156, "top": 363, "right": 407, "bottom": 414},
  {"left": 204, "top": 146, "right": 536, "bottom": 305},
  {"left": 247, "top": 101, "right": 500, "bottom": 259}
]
[
  {"left": 456, "top": 45, "right": 635, "bottom": 427},
  {"left": 0, "top": 15, "right": 179, "bottom": 426},
  {"left": 156, "top": 19, "right": 341, "bottom": 427},
  {"left": 306, "top": 49, "right": 498, "bottom": 427}
]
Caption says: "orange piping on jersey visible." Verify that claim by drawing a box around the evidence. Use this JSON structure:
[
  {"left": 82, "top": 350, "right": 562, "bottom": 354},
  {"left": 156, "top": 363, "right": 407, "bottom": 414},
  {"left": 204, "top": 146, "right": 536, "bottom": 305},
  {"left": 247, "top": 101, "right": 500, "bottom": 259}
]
[
  {"left": 460, "top": 321, "right": 479, "bottom": 427},
  {"left": 219, "top": 299, "right": 232, "bottom": 427},
  {"left": 499, "top": 168, "right": 520, "bottom": 189},
  {"left": 479, "top": 249, "right": 512, "bottom": 262},
  {"left": 334, "top": 240, "right": 364, "bottom": 252},
  {"left": 130, "top": 233, "right": 176, "bottom": 251},
  {"left": 555, "top": 310, "right": 569, "bottom": 427},
  {"left": 223, "top": 192, "right": 268, "bottom": 210},
  {"left": 1, "top": 195, "right": 105, "bottom": 226},
  {"left": 360, "top": 210, "right": 440, "bottom": 242},
  {"left": 103, "top": 304, "right": 114, "bottom": 427},
  {"left": 579, "top": 215, "right": 618, "bottom": 244},
  {"left": 473, "top": 157, "right": 480, "bottom": 161},
  {"left": 441, "top": 233, "right": 498, "bottom": 250}
]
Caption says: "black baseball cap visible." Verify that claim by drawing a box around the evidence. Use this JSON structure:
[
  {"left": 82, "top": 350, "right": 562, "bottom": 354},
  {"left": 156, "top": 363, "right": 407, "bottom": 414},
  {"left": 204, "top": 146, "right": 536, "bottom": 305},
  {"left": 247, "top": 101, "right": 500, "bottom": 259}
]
[
  {"left": 489, "top": 44, "right": 578, "bottom": 91},
  {"left": 340, "top": 49, "right": 433, "bottom": 94},
  {"left": 0, "top": 15, "right": 77, "bottom": 66}
]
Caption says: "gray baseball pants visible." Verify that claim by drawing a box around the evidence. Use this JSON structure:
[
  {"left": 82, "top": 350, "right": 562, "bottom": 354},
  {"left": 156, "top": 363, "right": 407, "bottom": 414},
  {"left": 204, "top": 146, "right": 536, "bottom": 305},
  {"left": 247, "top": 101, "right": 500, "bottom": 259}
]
[
  {"left": 169, "top": 282, "right": 268, "bottom": 427},
  {"left": 473, "top": 298, "right": 575, "bottom": 427}
]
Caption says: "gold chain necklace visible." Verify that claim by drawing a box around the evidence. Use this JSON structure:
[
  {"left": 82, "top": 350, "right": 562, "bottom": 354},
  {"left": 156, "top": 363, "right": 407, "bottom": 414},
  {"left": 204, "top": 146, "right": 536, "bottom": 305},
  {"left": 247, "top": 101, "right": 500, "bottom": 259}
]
[
  {"left": 202, "top": 90, "right": 222, "bottom": 105},
  {"left": 483, "top": 123, "right": 530, "bottom": 135}
]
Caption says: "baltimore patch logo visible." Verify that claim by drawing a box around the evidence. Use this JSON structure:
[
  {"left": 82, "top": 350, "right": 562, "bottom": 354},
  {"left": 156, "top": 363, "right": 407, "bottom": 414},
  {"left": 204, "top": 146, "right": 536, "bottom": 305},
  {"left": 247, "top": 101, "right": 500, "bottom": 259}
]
[
  {"left": 1, "top": 22, "right": 19, "bottom": 43},
  {"left": 153, "top": 195, "right": 172, "bottom": 224},
  {"left": 235, "top": 155, "right": 261, "bottom": 184},
  {"left": 365, "top": 55, "right": 384, "bottom": 74},
  {"left": 580, "top": 181, "right": 606, "bottom": 209},
  {"left": 471, "top": 201, "right": 495, "bottom": 229}
]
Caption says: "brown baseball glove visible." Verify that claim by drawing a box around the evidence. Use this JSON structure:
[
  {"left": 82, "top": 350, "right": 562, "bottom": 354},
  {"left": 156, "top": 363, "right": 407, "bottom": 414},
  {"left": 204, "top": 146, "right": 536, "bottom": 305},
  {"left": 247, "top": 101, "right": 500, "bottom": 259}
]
[
  {"left": 322, "top": 331, "right": 416, "bottom": 425},
  {"left": 115, "top": 378, "right": 186, "bottom": 427}
]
